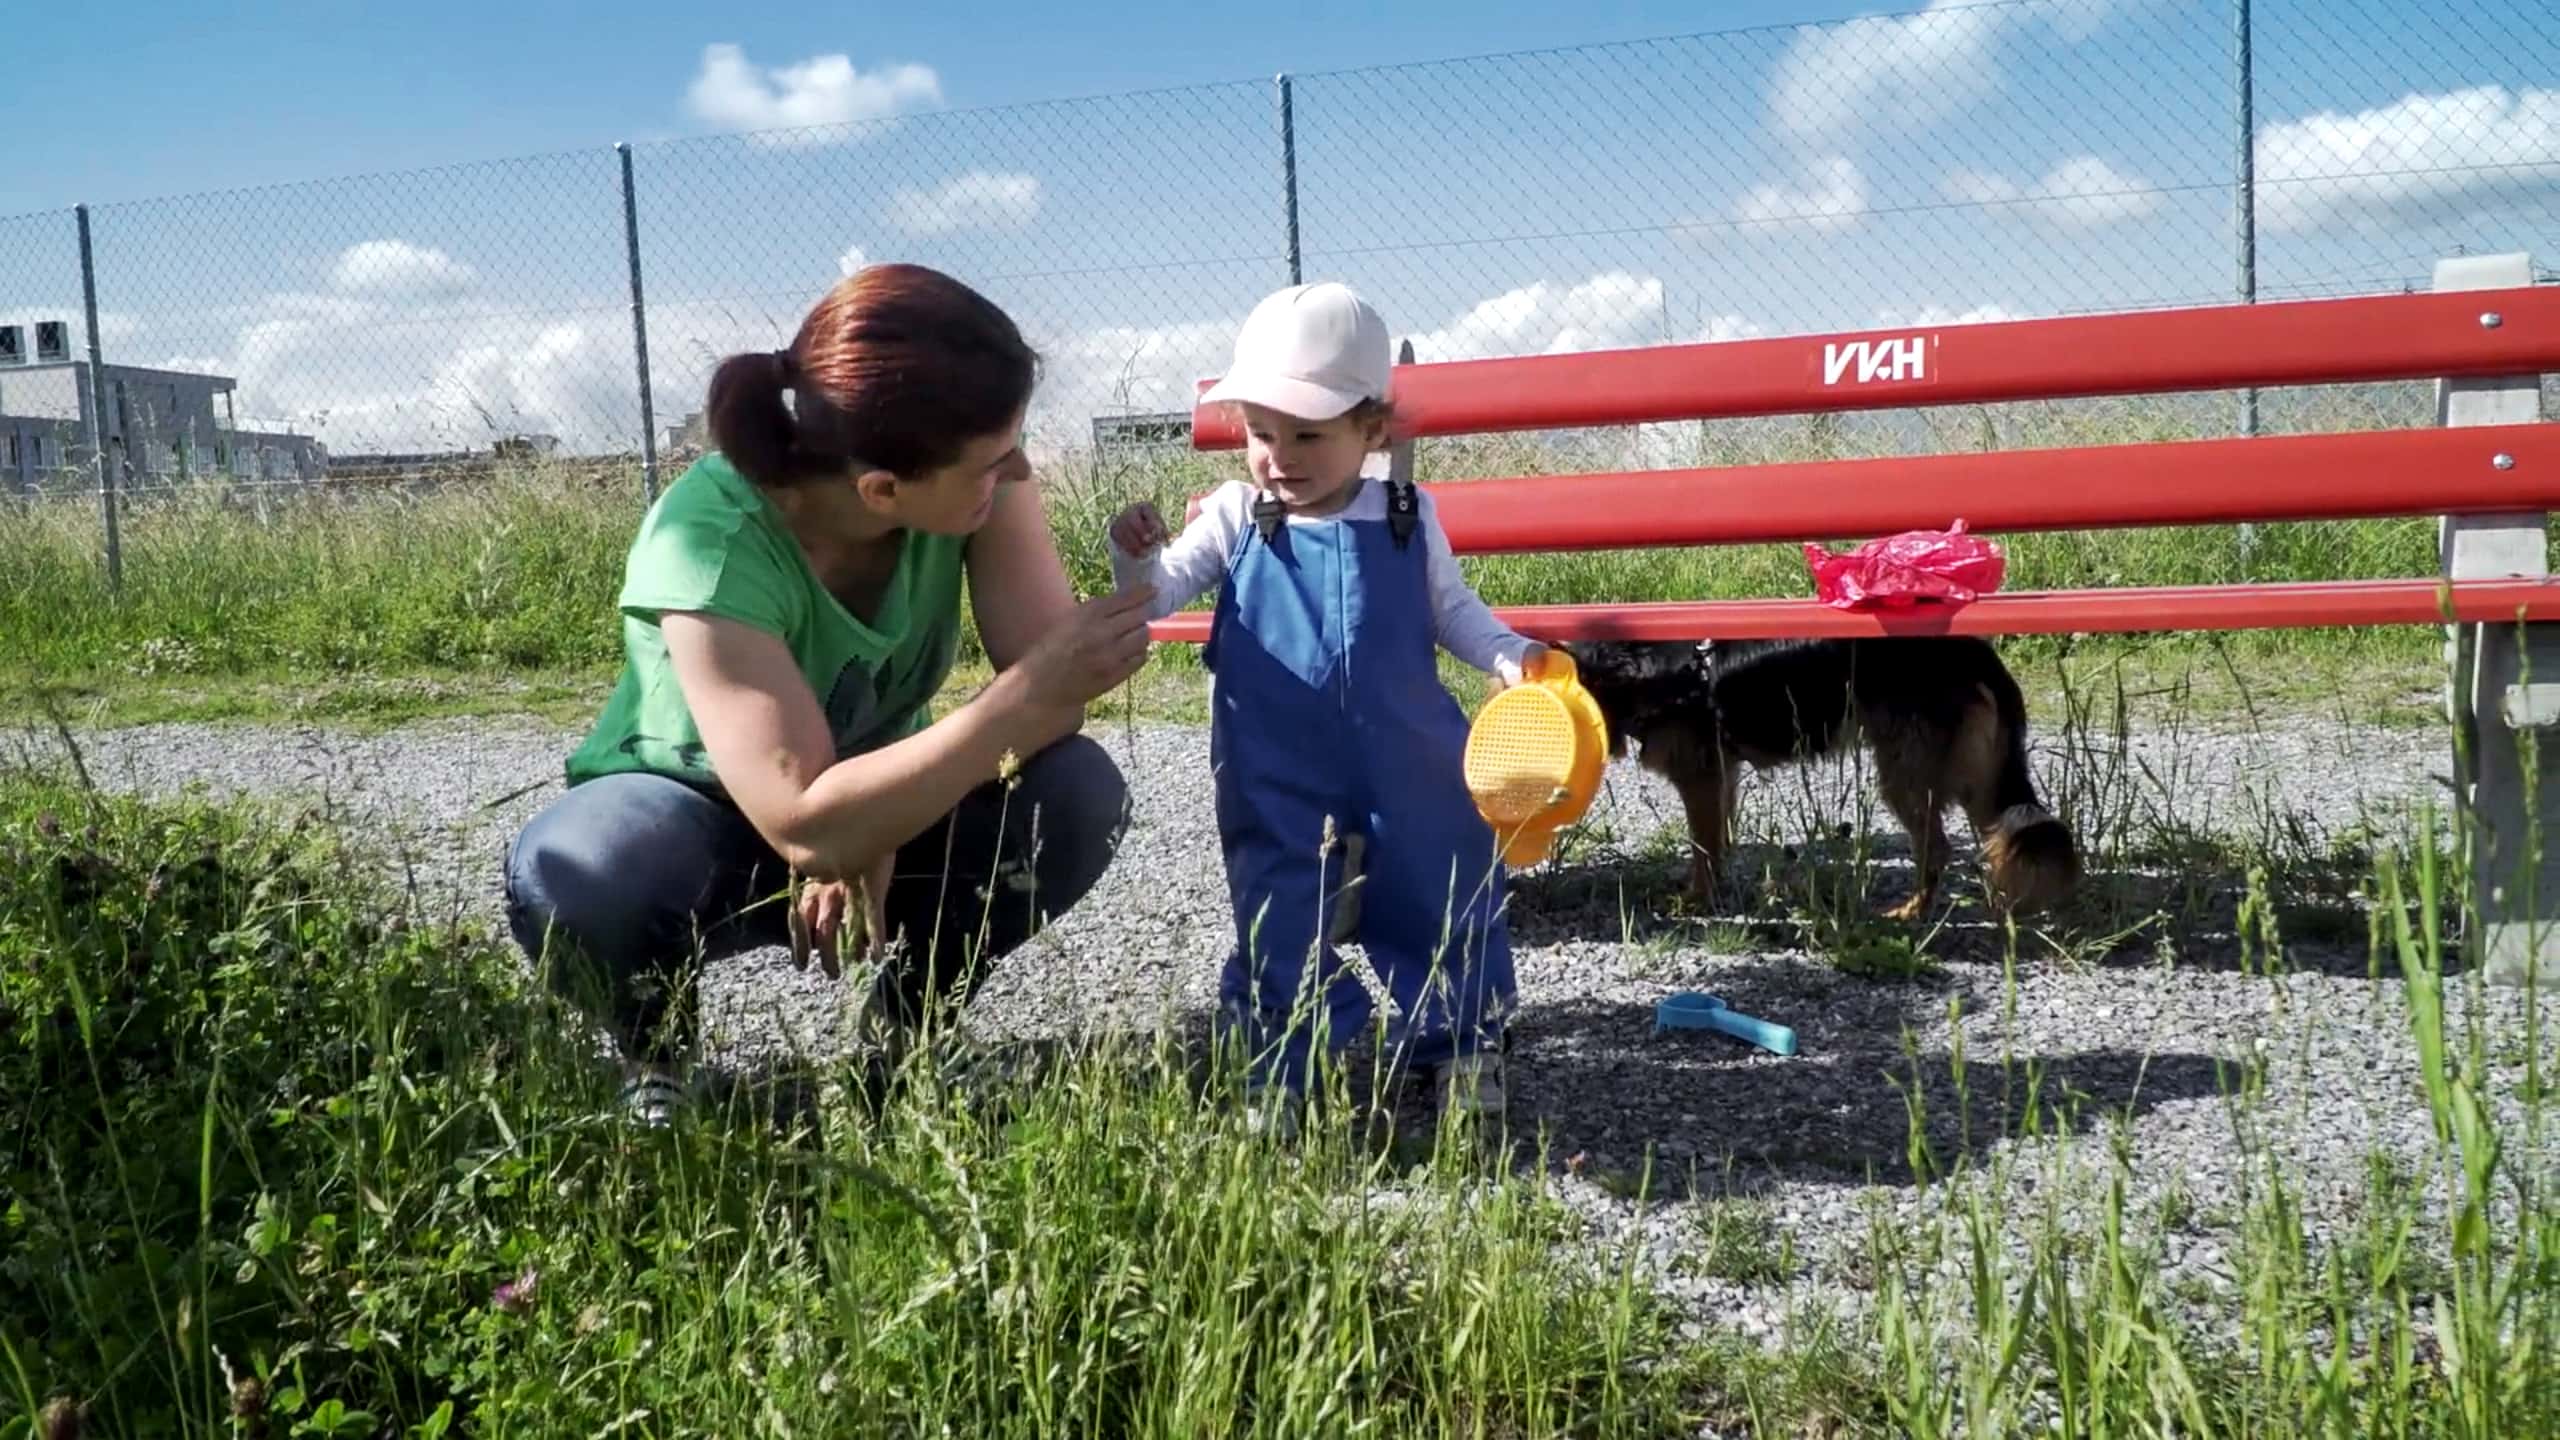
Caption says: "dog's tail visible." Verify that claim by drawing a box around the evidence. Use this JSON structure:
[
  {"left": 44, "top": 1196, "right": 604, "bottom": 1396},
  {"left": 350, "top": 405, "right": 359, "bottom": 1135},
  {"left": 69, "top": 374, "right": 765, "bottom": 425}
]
[{"left": 1969, "top": 663, "right": 2080, "bottom": 916}]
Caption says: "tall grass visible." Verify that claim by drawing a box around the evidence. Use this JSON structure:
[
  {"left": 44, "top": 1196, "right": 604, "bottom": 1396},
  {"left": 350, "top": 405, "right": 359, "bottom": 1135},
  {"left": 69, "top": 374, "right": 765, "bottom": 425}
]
[
  {"left": 0, "top": 474, "right": 629, "bottom": 683},
  {"left": 1859, "top": 843, "right": 2556, "bottom": 1438},
  {"left": 0, "top": 423, "right": 2465, "bottom": 697},
  {"left": 4, "top": 670, "right": 2553, "bottom": 1434},
  {"left": 0, "top": 769, "right": 1700, "bottom": 1436}
]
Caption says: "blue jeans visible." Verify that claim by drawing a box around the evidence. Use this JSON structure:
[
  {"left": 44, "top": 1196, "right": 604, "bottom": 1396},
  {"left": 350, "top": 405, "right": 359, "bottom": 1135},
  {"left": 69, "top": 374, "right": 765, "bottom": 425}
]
[{"left": 502, "top": 735, "right": 1130, "bottom": 1060}]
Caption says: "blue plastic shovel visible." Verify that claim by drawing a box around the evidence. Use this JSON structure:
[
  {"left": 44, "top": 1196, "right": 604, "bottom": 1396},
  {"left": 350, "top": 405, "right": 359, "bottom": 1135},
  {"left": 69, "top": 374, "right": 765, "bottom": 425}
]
[{"left": 1653, "top": 992, "right": 1797, "bottom": 1056}]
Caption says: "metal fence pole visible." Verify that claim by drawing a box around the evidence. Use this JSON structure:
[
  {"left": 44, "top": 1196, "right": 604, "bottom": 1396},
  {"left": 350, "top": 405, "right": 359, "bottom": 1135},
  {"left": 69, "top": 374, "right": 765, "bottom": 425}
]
[
  {"left": 2231, "top": 0, "right": 2259, "bottom": 569},
  {"left": 2234, "top": 0, "right": 2258, "bottom": 439},
  {"left": 1276, "top": 73, "right": 1302, "bottom": 285},
  {"left": 75, "top": 203, "right": 122, "bottom": 594},
  {"left": 617, "top": 143, "right": 663, "bottom": 506}
]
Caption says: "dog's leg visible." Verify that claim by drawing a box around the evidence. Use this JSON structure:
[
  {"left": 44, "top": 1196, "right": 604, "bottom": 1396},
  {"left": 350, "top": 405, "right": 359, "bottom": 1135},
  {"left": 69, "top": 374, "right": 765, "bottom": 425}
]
[
  {"left": 1872, "top": 733, "right": 1952, "bottom": 924},
  {"left": 1953, "top": 680, "right": 2081, "bottom": 916},
  {"left": 1665, "top": 749, "right": 1738, "bottom": 906}
]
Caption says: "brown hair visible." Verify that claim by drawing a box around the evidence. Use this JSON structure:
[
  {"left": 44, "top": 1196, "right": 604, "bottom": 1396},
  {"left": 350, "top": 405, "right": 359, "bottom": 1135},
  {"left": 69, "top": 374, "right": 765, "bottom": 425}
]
[
  {"left": 1218, "top": 395, "right": 1400, "bottom": 447},
  {"left": 707, "top": 263, "right": 1039, "bottom": 487}
]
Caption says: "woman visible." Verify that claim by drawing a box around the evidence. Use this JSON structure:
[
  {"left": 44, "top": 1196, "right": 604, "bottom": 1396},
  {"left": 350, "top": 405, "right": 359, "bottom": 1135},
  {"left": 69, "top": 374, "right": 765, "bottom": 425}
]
[{"left": 503, "top": 263, "right": 1155, "bottom": 1124}]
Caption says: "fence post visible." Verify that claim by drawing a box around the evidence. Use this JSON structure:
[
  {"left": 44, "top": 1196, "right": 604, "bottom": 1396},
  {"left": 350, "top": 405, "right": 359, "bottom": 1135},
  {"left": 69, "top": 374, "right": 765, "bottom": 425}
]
[
  {"left": 2233, "top": 0, "right": 2257, "bottom": 439},
  {"left": 75, "top": 203, "right": 122, "bottom": 595},
  {"left": 1275, "top": 73, "right": 1301, "bottom": 285},
  {"left": 2436, "top": 249, "right": 2552, "bottom": 988},
  {"left": 2230, "top": 0, "right": 2260, "bottom": 571},
  {"left": 616, "top": 143, "right": 663, "bottom": 506}
]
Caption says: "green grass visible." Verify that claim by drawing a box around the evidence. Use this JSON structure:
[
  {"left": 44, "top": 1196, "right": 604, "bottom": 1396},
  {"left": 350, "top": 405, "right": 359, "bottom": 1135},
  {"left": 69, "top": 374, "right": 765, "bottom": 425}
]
[
  {"left": 0, "top": 436, "right": 2489, "bottom": 730},
  {"left": 0, "top": 769, "right": 1712, "bottom": 1436}
]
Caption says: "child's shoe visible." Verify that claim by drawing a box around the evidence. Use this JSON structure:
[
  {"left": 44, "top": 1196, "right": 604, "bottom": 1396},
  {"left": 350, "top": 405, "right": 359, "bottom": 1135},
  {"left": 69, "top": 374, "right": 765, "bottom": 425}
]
[
  {"left": 1243, "top": 1079, "right": 1303, "bottom": 1143},
  {"left": 616, "top": 1063, "right": 692, "bottom": 1130},
  {"left": 1435, "top": 1052, "right": 1506, "bottom": 1126}
]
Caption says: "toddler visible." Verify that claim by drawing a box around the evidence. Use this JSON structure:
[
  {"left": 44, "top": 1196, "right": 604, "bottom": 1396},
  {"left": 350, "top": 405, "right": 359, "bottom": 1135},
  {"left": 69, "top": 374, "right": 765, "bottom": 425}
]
[{"left": 1109, "top": 280, "right": 1543, "bottom": 1136}]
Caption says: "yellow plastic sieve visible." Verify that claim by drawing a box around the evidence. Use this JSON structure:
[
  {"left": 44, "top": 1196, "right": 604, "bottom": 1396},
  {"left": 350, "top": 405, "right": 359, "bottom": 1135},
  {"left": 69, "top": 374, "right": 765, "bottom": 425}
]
[{"left": 1463, "top": 647, "right": 1610, "bottom": 868}]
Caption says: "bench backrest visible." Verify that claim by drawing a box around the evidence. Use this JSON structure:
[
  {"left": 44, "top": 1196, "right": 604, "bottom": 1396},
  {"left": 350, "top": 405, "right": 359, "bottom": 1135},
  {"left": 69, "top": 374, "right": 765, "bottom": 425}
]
[{"left": 1184, "top": 284, "right": 2560, "bottom": 549}]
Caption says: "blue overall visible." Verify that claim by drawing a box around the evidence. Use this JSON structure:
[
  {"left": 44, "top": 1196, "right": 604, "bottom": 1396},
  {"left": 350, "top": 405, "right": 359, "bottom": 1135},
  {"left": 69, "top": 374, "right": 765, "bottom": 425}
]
[{"left": 1203, "top": 480, "right": 1516, "bottom": 1094}]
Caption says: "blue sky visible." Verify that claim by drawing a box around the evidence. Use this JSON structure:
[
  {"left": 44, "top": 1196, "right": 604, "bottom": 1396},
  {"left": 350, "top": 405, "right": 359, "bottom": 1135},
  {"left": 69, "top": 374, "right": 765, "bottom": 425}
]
[
  {"left": 2, "top": 0, "right": 2553, "bottom": 458},
  {"left": 2, "top": 1, "right": 1897, "bottom": 213}
]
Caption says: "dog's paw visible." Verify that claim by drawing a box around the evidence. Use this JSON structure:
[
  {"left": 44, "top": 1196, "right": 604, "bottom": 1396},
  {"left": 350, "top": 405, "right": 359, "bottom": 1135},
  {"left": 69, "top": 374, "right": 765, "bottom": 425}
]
[
  {"left": 1679, "top": 855, "right": 1724, "bottom": 909},
  {"left": 1880, "top": 891, "right": 1934, "bottom": 924}
]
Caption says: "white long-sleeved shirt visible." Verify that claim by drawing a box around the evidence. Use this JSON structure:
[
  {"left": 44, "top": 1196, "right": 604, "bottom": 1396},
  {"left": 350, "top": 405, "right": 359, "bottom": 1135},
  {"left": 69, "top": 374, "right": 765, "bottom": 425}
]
[{"left": 1109, "top": 476, "right": 1533, "bottom": 685}]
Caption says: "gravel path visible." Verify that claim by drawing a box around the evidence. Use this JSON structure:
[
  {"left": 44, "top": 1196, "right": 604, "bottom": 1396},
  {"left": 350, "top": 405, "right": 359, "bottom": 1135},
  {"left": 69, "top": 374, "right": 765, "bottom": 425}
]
[{"left": 13, "top": 708, "right": 2554, "bottom": 1343}]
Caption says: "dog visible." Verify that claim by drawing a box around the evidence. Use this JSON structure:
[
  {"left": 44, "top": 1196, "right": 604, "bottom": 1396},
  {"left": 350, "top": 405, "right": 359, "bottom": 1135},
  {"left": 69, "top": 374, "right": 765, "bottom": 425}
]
[{"left": 1560, "top": 636, "right": 2080, "bottom": 920}]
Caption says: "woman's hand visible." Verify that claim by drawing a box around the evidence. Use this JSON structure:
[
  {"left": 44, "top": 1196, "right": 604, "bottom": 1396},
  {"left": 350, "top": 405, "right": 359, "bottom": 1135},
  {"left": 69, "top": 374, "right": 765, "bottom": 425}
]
[
  {"left": 788, "top": 853, "right": 894, "bottom": 978},
  {"left": 1008, "top": 584, "right": 1158, "bottom": 718}
]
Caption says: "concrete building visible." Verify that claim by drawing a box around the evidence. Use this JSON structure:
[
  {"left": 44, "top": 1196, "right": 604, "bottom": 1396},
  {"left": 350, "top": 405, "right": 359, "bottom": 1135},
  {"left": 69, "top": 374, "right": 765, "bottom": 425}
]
[
  {"left": 0, "top": 321, "right": 325, "bottom": 495},
  {"left": 1089, "top": 409, "right": 1192, "bottom": 454},
  {"left": 661, "top": 408, "right": 710, "bottom": 460}
]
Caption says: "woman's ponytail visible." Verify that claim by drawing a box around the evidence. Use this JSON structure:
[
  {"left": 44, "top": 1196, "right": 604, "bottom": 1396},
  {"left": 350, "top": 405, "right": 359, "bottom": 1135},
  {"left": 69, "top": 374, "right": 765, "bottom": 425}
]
[{"left": 706, "top": 349, "right": 803, "bottom": 487}]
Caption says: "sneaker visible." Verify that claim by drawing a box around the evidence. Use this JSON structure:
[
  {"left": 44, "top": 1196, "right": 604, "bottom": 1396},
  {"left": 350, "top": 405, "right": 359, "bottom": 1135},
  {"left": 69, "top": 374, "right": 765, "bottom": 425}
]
[
  {"left": 616, "top": 1065, "right": 691, "bottom": 1130},
  {"left": 1436, "top": 1052, "right": 1506, "bottom": 1126},
  {"left": 1243, "top": 1080, "right": 1303, "bottom": 1143}
]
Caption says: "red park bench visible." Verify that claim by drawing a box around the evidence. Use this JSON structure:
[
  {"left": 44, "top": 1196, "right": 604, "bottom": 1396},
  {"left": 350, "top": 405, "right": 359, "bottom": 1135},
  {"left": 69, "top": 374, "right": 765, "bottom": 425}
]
[{"left": 1146, "top": 250, "right": 2560, "bottom": 983}]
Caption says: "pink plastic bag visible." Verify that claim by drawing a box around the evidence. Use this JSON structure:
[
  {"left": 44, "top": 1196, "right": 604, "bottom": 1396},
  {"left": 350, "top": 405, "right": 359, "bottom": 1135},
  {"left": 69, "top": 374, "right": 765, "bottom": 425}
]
[{"left": 1803, "top": 519, "right": 2006, "bottom": 612}]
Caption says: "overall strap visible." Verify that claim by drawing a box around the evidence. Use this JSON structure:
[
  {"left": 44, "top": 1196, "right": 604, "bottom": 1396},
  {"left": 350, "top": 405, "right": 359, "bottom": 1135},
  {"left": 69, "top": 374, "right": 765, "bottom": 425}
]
[
  {"left": 1245, "top": 476, "right": 1414, "bottom": 547},
  {"left": 1385, "top": 477, "right": 1419, "bottom": 550}
]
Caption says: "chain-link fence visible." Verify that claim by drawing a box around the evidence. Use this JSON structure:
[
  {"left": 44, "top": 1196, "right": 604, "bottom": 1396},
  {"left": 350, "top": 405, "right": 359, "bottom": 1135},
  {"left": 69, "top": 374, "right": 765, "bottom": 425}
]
[
  {"left": 0, "top": 208, "right": 91, "bottom": 491},
  {"left": 4, "top": 0, "right": 2556, "bottom": 584}
]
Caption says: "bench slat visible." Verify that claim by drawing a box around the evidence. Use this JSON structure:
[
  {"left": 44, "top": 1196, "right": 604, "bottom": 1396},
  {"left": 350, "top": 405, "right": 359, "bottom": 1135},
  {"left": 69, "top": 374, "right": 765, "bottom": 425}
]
[
  {"left": 1191, "top": 284, "right": 2560, "bottom": 448},
  {"left": 1143, "top": 578, "right": 2560, "bottom": 644},
  {"left": 1417, "top": 422, "right": 2558, "bottom": 552}
]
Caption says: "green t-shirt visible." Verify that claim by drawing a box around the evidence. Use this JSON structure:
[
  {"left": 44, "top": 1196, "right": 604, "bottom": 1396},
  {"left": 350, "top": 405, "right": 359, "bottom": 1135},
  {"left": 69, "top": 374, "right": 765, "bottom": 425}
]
[{"left": 564, "top": 453, "right": 967, "bottom": 791}]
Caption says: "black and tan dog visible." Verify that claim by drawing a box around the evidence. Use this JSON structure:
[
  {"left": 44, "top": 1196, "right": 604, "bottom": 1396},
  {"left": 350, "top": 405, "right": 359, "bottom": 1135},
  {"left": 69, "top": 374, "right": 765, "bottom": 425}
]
[{"left": 1561, "top": 637, "right": 2080, "bottom": 920}]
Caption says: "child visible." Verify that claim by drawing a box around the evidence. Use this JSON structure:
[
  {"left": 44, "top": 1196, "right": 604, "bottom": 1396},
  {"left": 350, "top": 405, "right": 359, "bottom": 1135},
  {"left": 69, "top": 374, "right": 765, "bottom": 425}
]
[{"left": 1109, "top": 280, "right": 1544, "bottom": 1136}]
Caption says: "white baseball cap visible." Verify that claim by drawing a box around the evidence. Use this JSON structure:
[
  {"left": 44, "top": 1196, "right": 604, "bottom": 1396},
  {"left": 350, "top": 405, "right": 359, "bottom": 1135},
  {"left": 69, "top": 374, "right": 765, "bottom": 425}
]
[{"left": 1199, "top": 281, "right": 1391, "bottom": 420}]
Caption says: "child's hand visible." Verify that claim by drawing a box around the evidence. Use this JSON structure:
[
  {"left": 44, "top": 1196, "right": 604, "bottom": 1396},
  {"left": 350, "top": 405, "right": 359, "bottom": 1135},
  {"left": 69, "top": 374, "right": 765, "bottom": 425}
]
[
  {"left": 1488, "top": 643, "right": 1549, "bottom": 695},
  {"left": 1109, "top": 502, "right": 1170, "bottom": 557}
]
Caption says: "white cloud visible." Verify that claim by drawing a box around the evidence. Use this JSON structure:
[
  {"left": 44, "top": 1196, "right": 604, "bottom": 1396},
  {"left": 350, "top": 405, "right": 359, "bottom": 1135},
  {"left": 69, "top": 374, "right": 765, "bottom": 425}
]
[
  {"left": 2256, "top": 84, "right": 2560, "bottom": 233},
  {"left": 684, "top": 42, "right": 942, "bottom": 145},
  {"left": 836, "top": 243, "right": 869, "bottom": 277},
  {"left": 1692, "top": 312, "right": 1767, "bottom": 343},
  {"left": 1736, "top": 156, "right": 1867, "bottom": 233},
  {"left": 1038, "top": 317, "right": 1235, "bottom": 425},
  {"left": 121, "top": 265, "right": 1762, "bottom": 466},
  {"left": 1405, "top": 271, "right": 1678, "bottom": 362},
  {"left": 1771, "top": 0, "right": 2008, "bottom": 138},
  {"left": 1769, "top": 0, "right": 2119, "bottom": 139},
  {"left": 889, "top": 171, "right": 1043, "bottom": 235},
  {"left": 330, "top": 240, "right": 476, "bottom": 298},
  {"left": 1942, "top": 154, "right": 2162, "bottom": 227},
  {"left": 1869, "top": 300, "right": 2021, "bottom": 327},
  {"left": 121, "top": 285, "right": 782, "bottom": 455}
]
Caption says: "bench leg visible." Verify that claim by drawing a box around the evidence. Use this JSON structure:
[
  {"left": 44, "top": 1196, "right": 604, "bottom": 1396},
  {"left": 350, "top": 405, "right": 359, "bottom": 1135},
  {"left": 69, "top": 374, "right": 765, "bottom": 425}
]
[
  {"left": 2435, "top": 249, "right": 2550, "bottom": 988},
  {"left": 2451, "top": 617, "right": 2560, "bottom": 986}
]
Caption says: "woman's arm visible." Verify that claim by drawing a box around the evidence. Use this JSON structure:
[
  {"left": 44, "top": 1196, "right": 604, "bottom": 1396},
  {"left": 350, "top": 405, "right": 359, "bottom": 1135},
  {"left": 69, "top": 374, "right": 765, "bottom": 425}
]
[
  {"left": 663, "top": 585, "right": 1153, "bottom": 880},
  {"left": 966, "top": 475, "right": 1076, "bottom": 674}
]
